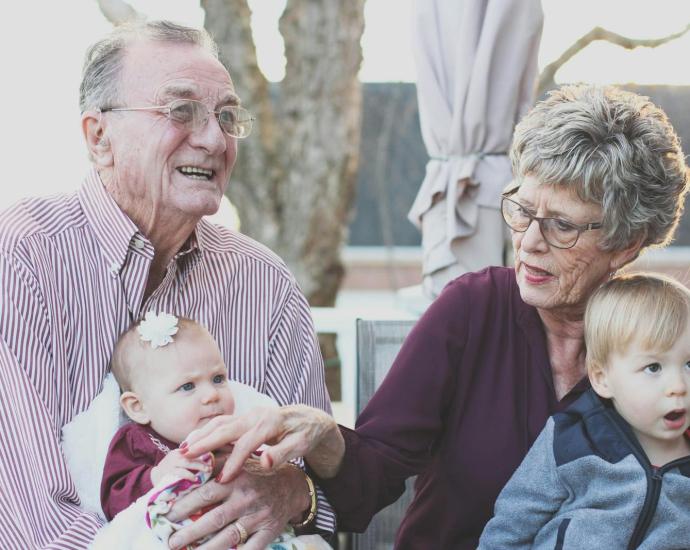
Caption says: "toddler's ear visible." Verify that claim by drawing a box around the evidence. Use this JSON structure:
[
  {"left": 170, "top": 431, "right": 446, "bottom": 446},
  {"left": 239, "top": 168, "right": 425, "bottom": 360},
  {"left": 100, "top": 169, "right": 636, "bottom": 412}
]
[
  {"left": 120, "top": 391, "right": 150, "bottom": 425},
  {"left": 589, "top": 365, "right": 613, "bottom": 399}
]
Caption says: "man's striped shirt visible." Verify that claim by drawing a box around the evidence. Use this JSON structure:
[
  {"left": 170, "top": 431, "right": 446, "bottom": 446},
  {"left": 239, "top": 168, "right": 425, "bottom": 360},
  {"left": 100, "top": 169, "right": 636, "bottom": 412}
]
[{"left": 0, "top": 168, "right": 336, "bottom": 548}]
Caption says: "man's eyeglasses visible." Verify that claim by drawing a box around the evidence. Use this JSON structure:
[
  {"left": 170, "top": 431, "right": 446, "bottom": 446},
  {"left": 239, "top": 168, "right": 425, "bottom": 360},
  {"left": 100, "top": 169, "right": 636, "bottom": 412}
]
[
  {"left": 500, "top": 188, "right": 602, "bottom": 249},
  {"left": 100, "top": 99, "right": 255, "bottom": 139}
]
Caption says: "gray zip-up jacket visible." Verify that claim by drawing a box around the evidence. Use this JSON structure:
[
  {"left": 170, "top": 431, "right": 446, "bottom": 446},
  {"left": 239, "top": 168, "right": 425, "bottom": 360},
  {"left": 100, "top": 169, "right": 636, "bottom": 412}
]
[{"left": 478, "top": 389, "right": 690, "bottom": 549}]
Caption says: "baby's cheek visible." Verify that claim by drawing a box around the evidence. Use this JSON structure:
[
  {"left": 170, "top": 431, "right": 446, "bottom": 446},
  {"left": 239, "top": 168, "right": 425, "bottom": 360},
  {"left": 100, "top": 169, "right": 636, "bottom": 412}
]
[{"left": 224, "top": 392, "right": 236, "bottom": 415}]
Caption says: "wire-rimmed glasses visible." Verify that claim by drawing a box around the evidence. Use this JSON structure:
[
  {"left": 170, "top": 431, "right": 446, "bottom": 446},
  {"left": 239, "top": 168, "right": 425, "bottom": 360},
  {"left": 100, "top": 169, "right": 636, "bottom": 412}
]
[
  {"left": 100, "top": 99, "right": 255, "bottom": 138},
  {"left": 500, "top": 188, "right": 602, "bottom": 249}
]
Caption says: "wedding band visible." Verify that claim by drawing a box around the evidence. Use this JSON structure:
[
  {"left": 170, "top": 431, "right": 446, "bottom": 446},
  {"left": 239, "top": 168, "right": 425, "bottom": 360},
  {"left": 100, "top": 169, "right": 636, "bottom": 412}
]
[{"left": 234, "top": 520, "right": 249, "bottom": 545}]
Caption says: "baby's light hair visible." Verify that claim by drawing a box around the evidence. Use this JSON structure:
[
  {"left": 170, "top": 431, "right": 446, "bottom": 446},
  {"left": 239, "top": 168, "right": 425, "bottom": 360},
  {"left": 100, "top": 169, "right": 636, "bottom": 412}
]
[
  {"left": 110, "top": 316, "right": 205, "bottom": 392},
  {"left": 585, "top": 273, "right": 690, "bottom": 374}
]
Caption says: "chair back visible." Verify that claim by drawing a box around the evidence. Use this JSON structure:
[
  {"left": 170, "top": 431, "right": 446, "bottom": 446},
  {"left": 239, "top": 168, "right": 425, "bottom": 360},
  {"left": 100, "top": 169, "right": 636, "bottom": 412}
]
[{"left": 352, "top": 319, "right": 416, "bottom": 550}]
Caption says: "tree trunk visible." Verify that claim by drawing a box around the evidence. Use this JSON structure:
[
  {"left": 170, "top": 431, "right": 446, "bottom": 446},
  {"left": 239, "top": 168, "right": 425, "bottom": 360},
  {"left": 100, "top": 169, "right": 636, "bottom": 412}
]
[{"left": 203, "top": 0, "right": 365, "bottom": 307}]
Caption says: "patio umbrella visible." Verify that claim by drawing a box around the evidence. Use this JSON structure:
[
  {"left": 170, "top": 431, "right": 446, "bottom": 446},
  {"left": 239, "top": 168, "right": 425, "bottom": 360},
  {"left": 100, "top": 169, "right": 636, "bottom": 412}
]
[{"left": 408, "top": 0, "right": 543, "bottom": 298}]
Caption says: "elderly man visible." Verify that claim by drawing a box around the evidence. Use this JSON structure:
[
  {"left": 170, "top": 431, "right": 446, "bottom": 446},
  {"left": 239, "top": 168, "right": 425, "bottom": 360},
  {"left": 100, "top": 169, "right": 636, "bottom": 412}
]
[{"left": 0, "top": 21, "right": 334, "bottom": 549}]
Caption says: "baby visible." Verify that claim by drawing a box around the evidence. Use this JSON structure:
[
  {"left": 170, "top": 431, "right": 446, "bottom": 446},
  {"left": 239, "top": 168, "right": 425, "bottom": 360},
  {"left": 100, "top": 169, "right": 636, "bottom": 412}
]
[
  {"left": 479, "top": 273, "right": 690, "bottom": 549},
  {"left": 100, "top": 313, "right": 235, "bottom": 521}
]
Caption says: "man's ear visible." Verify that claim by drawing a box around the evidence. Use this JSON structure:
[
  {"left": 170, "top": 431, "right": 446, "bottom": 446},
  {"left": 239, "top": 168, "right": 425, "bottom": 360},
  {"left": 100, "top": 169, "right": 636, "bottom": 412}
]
[
  {"left": 120, "top": 391, "right": 150, "bottom": 425},
  {"left": 81, "top": 109, "right": 114, "bottom": 167},
  {"left": 589, "top": 365, "right": 613, "bottom": 399}
]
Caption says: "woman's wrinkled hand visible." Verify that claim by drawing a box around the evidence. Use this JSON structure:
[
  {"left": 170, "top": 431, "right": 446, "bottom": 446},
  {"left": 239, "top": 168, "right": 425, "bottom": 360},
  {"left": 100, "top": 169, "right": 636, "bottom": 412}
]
[{"left": 181, "top": 405, "right": 345, "bottom": 481}]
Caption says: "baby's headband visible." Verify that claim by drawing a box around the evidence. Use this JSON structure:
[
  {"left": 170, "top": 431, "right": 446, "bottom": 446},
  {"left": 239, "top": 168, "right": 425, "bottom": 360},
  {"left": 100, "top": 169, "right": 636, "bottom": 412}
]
[{"left": 137, "top": 312, "right": 178, "bottom": 349}]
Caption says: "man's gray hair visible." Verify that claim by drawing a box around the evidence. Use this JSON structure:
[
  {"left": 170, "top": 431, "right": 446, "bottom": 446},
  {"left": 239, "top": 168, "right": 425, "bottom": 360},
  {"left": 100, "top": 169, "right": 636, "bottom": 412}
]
[
  {"left": 511, "top": 84, "right": 690, "bottom": 253},
  {"left": 79, "top": 20, "right": 219, "bottom": 113}
]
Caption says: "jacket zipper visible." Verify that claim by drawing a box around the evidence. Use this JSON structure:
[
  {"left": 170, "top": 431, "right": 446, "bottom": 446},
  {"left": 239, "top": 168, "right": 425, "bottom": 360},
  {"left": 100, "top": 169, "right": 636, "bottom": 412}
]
[
  {"left": 625, "top": 451, "right": 690, "bottom": 548},
  {"left": 600, "top": 412, "right": 690, "bottom": 549}
]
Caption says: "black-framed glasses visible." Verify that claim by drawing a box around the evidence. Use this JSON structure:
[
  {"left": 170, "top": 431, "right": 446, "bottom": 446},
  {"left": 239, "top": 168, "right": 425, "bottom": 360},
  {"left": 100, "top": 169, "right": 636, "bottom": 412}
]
[
  {"left": 500, "top": 187, "right": 602, "bottom": 249},
  {"left": 100, "top": 99, "right": 255, "bottom": 138}
]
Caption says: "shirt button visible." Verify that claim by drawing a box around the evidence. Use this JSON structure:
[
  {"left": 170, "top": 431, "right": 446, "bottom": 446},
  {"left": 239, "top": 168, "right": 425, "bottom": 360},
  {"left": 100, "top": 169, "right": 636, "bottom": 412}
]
[
  {"left": 134, "top": 239, "right": 145, "bottom": 249},
  {"left": 109, "top": 262, "right": 119, "bottom": 276}
]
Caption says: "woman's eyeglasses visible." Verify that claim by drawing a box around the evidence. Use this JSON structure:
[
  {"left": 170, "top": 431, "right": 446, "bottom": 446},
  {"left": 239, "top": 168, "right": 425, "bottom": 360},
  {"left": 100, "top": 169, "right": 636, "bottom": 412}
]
[{"left": 500, "top": 189, "right": 602, "bottom": 249}]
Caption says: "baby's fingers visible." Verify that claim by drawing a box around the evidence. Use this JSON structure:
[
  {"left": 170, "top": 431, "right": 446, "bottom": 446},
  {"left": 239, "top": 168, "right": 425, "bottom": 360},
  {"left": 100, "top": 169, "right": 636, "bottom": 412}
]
[
  {"left": 174, "top": 468, "right": 199, "bottom": 483},
  {"left": 181, "top": 458, "right": 213, "bottom": 473}
]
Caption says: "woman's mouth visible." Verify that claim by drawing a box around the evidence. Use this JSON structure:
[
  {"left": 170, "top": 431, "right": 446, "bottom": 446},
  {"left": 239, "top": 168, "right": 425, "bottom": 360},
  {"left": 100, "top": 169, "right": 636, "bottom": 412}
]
[
  {"left": 521, "top": 262, "right": 554, "bottom": 284},
  {"left": 664, "top": 409, "right": 687, "bottom": 429}
]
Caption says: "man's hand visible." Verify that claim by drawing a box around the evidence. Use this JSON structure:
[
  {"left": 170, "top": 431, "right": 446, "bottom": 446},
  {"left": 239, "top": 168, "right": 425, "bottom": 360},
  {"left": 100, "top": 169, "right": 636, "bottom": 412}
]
[
  {"left": 150, "top": 449, "right": 212, "bottom": 486},
  {"left": 165, "top": 459, "right": 311, "bottom": 550}
]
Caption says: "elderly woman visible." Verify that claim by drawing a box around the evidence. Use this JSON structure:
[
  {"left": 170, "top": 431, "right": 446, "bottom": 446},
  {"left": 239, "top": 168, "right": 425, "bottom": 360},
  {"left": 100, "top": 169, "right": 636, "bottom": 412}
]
[{"left": 175, "top": 85, "right": 689, "bottom": 549}]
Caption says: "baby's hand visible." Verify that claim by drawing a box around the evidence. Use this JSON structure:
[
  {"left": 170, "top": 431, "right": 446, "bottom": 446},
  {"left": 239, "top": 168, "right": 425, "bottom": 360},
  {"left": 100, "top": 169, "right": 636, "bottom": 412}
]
[{"left": 150, "top": 449, "right": 212, "bottom": 486}]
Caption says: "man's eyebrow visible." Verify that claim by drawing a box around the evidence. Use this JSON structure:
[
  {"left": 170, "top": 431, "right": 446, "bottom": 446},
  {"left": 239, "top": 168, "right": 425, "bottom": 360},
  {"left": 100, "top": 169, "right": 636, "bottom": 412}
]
[
  {"left": 219, "top": 93, "right": 241, "bottom": 107},
  {"left": 160, "top": 85, "right": 197, "bottom": 100},
  {"left": 159, "top": 86, "right": 241, "bottom": 107}
]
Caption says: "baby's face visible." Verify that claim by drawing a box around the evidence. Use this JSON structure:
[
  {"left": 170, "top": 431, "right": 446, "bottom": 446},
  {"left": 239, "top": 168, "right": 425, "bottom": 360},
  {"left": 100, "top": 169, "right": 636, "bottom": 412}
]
[{"left": 136, "top": 327, "right": 235, "bottom": 444}]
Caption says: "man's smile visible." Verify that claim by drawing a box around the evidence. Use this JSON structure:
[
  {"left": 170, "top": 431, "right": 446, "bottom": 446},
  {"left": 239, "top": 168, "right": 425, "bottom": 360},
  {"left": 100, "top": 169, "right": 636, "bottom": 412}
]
[{"left": 178, "top": 166, "right": 214, "bottom": 180}]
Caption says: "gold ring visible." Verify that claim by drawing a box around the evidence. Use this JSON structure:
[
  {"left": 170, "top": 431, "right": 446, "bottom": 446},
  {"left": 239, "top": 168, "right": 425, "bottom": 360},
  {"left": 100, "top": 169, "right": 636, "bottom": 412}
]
[{"left": 234, "top": 520, "right": 249, "bottom": 545}]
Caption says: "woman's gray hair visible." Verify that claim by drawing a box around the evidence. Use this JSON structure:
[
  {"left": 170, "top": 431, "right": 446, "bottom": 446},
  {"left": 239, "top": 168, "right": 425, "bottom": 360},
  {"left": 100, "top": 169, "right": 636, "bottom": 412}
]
[
  {"left": 79, "top": 20, "right": 219, "bottom": 113},
  {"left": 511, "top": 84, "right": 690, "bottom": 254}
]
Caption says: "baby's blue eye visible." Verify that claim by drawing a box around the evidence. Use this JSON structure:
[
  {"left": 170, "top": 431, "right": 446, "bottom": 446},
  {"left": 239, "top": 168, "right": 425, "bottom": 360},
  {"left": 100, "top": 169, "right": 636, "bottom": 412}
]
[
  {"left": 180, "top": 382, "right": 195, "bottom": 391},
  {"left": 643, "top": 363, "right": 661, "bottom": 374},
  {"left": 213, "top": 375, "right": 224, "bottom": 384}
]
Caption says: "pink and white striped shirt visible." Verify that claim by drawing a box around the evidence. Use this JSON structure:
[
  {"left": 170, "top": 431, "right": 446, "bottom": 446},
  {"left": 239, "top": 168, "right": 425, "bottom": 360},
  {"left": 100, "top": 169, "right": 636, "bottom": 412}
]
[{"left": 0, "top": 168, "right": 336, "bottom": 548}]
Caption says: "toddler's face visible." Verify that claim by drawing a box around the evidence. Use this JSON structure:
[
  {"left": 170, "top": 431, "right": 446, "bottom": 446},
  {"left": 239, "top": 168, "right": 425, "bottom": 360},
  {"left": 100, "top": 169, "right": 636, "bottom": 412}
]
[
  {"left": 136, "top": 327, "right": 235, "bottom": 444},
  {"left": 594, "top": 325, "right": 690, "bottom": 459}
]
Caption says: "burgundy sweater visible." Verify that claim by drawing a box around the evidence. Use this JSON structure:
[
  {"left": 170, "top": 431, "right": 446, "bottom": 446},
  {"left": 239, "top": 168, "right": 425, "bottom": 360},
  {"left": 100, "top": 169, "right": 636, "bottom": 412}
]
[
  {"left": 100, "top": 423, "right": 178, "bottom": 521},
  {"left": 313, "top": 267, "right": 590, "bottom": 549}
]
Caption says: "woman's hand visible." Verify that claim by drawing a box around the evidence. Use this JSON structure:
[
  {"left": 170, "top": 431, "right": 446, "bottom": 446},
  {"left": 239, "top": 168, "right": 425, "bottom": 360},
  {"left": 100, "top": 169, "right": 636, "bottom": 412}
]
[{"left": 182, "top": 405, "right": 346, "bottom": 481}]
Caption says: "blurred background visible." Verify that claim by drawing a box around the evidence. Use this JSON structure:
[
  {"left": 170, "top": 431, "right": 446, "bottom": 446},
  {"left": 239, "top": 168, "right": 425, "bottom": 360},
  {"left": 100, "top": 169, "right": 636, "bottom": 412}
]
[{"left": 4, "top": 0, "right": 690, "bottom": 411}]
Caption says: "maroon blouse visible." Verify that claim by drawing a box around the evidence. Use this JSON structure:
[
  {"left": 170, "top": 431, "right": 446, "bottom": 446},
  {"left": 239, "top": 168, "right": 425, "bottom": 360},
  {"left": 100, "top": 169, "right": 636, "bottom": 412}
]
[
  {"left": 313, "top": 267, "right": 590, "bottom": 549},
  {"left": 100, "top": 423, "right": 178, "bottom": 521}
]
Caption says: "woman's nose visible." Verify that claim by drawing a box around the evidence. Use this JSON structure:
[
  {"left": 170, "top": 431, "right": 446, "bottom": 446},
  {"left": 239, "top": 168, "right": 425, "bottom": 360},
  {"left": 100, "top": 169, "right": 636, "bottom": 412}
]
[{"left": 519, "top": 219, "right": 549, "bottom": 253}]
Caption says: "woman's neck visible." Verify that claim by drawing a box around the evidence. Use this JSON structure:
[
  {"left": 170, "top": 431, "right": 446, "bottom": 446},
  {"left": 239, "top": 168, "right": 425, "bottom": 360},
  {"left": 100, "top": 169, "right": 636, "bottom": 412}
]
[{"left": 538, "top": 307, "right": 588, "bottom": 400}]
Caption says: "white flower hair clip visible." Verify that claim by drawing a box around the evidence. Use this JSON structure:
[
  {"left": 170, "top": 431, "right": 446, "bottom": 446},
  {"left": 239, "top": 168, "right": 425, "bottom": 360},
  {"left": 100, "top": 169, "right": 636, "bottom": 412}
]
[{"left": 137, "top": 312, "right": 179, "bottom": 349}]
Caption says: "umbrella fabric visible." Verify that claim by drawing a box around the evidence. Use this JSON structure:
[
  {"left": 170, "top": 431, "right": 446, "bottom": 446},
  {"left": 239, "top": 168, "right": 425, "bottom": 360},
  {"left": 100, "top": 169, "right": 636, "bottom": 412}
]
[{"left": 409, "top": 0, "right": 543, "bottom": 296}]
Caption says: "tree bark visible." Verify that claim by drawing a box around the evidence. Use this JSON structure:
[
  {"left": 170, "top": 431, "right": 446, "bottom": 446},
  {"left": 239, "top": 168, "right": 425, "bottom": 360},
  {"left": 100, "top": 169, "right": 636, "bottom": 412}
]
[{"left": 204, "top": 0, "right": 365, "bottom": 307}]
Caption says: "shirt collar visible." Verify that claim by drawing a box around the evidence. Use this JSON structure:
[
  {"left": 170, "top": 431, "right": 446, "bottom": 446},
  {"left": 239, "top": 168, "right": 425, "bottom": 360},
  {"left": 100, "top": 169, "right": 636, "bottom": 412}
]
[{"left": 77, "top": 167, "right": 138, "bottom": 274}]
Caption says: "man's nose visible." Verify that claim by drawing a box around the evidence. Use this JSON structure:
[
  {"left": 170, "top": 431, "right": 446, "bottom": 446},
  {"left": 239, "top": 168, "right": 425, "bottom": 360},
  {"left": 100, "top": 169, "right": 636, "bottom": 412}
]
[{"left": 189, "top": 113, "right": 228, "bottom": 156}]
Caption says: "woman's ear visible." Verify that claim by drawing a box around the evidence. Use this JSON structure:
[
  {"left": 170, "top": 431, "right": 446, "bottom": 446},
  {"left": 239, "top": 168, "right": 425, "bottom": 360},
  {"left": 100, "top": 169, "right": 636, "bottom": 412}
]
[
  {"left": 610, "top": 236, "right": 644, "bottom": 272},
  {"left": 81, "top": 110, "right": 114, "bottom": 167},
  {"left": 589, "top": 365, "right": 613, "bottom": 399},
  {"left": 120, "top": 391, "right": 150, "bottom": 425}
]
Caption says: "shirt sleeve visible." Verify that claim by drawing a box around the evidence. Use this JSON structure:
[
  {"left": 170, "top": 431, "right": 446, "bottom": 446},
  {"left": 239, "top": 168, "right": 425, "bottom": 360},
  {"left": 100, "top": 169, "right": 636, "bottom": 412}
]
[
  {"left": 100, "top": 426, "right": 157, "bottom": 521},
  {"left": 477, "top": 419, "right": 567, "bottom": 549},
  {"left": 265, "top": 281, "right": 336, "bottom": 533},
  {"left": 0, "top": 250, "right": 103, "bottom": 549},
  {"left": 310, "top": 277, "right": 469, "bottom": 532}
]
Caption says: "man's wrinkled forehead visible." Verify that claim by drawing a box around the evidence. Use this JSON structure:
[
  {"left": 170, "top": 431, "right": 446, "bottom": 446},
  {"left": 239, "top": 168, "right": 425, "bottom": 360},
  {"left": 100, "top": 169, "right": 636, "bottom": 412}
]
[{"left": 120, "top": 40, "right": 236, "bottom": 103}]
